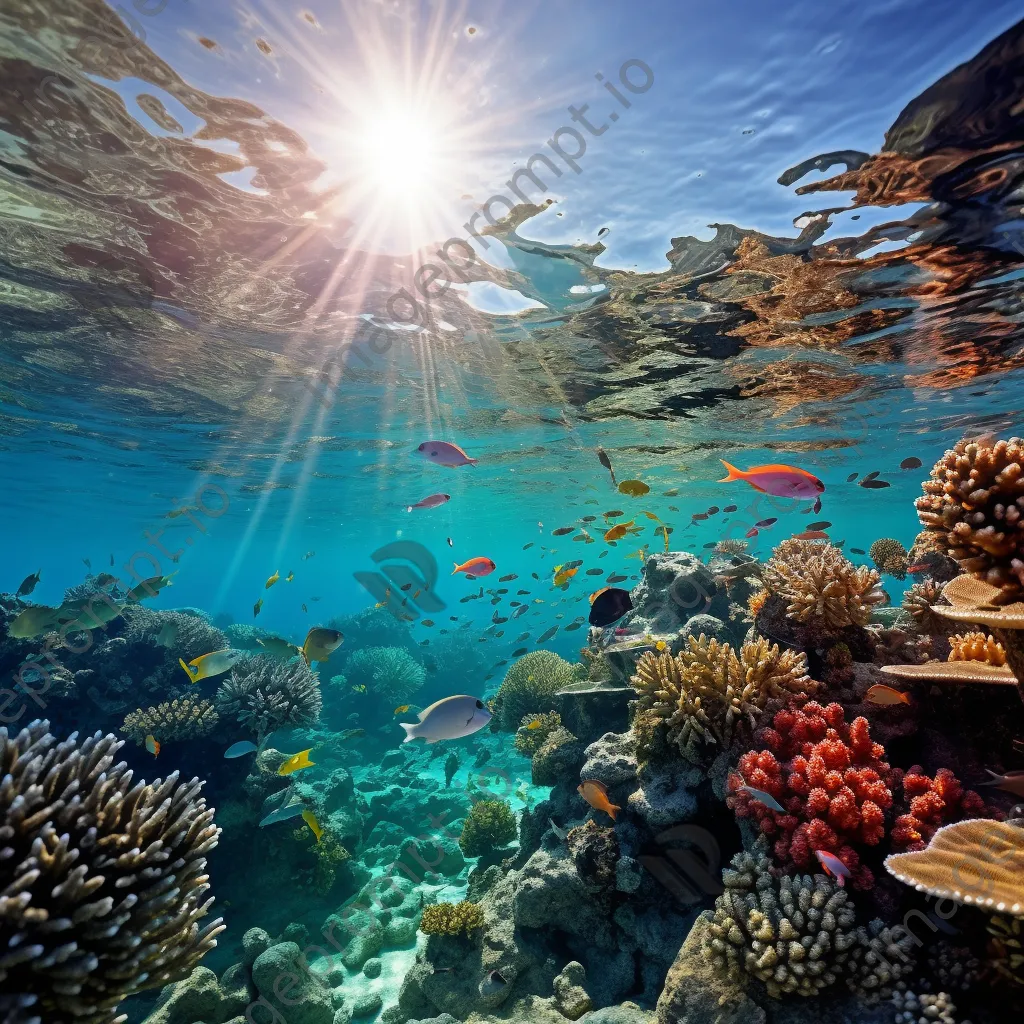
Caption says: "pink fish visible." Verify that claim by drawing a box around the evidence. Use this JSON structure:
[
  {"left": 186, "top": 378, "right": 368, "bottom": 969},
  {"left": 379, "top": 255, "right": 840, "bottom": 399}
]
[
  {"left": 415, "top": 441, "right": 477, "bottom": 467},
  {"left": 720, "top": 460, "right": 824, "bottom": 499},
  {"left": 407, "top": 492, "right": 451, "bottom": 512},
  {"left": 814, "top": 850, "right": 850, "bottom": 887},
  {"left": 453, "top": 557, "right": 496, "bottom": 579},
  {"left": 745, "top": 527, "right": 759, "bottom": 539}
]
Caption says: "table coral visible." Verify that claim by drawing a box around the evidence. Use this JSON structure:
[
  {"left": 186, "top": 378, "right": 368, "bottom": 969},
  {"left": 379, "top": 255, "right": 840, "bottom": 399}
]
[
  {"left": 121, "top": 694, "right": 219, "bottom": 744},
  {"left": 727, "top": 701, "right": 897, "bottom": 889},
  {"left": 890, "top": 766, "right": 989, "bottom": 851},
  {"left": 0, "top": 721, "right": 223, "bottom": 1024},
  {"left": 764, "top": 539, "right": 886, "bottom": 630},
  {"left": 631, "top": 635, "right": 815, "bottom": 760},
  {"left": 915, "top": 435, "right": 1024, "bottom": 600}
]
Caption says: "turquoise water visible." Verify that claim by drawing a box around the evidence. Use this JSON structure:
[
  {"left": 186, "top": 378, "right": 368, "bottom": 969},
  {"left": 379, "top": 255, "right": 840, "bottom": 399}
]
[{"left": 3, "top": 3, "right": 1024, "bottom": 1024}]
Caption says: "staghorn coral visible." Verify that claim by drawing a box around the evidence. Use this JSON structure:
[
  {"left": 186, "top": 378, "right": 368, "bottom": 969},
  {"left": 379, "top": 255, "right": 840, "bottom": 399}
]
[
  {"left": 121, "top": 695, "right": 219, "bottom": 745},
  {"left": 915, "top": 436, "right": 1024, "bottom": 600},
  {"left": 514, "top": 711, "right": 563, "bottom": 756},
  {"left": 949, "top": 630, "right": 1007, "bottom": 665},
  {"left": 870, "top": 538, "right": 910, "bottom": 580},
  {"left": 764, "top": 539, "right": 886, "bottom": 630},
  {"left": 419, "top": 900, "right": 484, "bottom": 937},
  {"left": 850, "top": 920, "right": 918, "bottom": 1002},
  {"left": 727, "top": 701, "right": 897, "bottom": 889},
  {"left": 0, "top": 721, "right": 223, "bottom": 1024},
  {"left": 885, "top": 819, "right": 1024, "bottom": 915},
  {"left": 344, "top": 645, "right": 425, "bottom": 705},
  {"left": 215, "top": 653, "right": 322, "bottom": 736},
  {"left": 703, "top": 850, "right": 861, "bottom": 998},
  {"left": 491, "top": 650, "right": 586, "bottom": 731},
  {"left": 458, "top": 799, "right": 517, "bottom": 859},
  {"left": 988, "top": 913, "right": 1024, "bottom": 986},
  {"left": 631, "top": 635, "right": 815, "bottom": 759},
  {"left": 903, "top": 578, "right": 951, "bottom": 635},
  {"left": 891, "top": 766, "right": 990, "bottom": 852},
  {"left": 748, "top": 588, "right": 770, "bottom": 620}
]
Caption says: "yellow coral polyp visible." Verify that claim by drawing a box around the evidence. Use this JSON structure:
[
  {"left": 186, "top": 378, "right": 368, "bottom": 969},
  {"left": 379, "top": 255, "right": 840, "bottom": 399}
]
[
  {"left": 948, "top": 631, "right": 1007, "bottom": 666},
  {"left": 419, "top": 900, "right": 484, "bottom": 937}
]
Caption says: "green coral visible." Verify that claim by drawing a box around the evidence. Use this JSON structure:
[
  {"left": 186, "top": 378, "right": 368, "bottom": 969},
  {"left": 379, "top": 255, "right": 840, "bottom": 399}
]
[
  {"left": 419, "top": 900, "right": 484, "bottom": 937},
  {"left": 459, "top": 799, "right": 517, "bottom": 859},
  {"left": 345, "top": 645, "right": 425, "bottom": 704},
  {"left": 514, "top": 711, "right": 563, "bottom": 756},
  {"left": 491, "top": 651, "right": 586, "bottom": 731}
]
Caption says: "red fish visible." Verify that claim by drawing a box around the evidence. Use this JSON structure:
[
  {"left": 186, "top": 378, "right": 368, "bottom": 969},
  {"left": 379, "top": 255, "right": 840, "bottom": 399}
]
[
  {"left": 745, "top": 527, "right": 759, "bottom": 538},
  {"left": 453, "top": 557, "right": 496, "bottom": 579},
  {"left": 720, "top": 460, "right": 824, "bottom": 499}
]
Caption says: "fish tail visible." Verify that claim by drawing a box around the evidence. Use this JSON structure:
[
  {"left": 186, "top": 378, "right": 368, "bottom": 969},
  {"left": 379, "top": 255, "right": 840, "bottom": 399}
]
[
  {"left": 466, "top": 458, "right": 478, "bottom": 465},
  {"left": 718, "top": 460, "right": 745, "bottom": 483},
  {"left": 178, "top": 658, "right": 193, "bottom": 681},
  {"left": 609, "top": 803, "right": 621, "bottom": 820},
  {"left": 399, "top": 722, "right": 418, "bottom": 743},
  {"left": 979, "top": 769, "right": 1002, "bottom": 786},
  {"left": 452, "top": 563, "right": 461, "bottom": 574}
]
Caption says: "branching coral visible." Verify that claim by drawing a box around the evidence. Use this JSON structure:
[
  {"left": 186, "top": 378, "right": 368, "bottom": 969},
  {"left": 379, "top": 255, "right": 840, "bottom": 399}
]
[
  {"left": 748, "top": 588, "right": 770, "bottom": 620},
  {"left": 121, "top": 695, "right": 219, "bottom": 745},
  {"left": 122, "top": 606, "right": 227, "bottom": 662},
  {"left": 885, "top": 819, "right": 1024, "bottom": 916},
  {"left": 491, "top": 650, "right": 586, "bottom": 731},
  {"left": 703, "top": 850, "right": 861, "bottom": 998},
  {"left": 988, "top": 913, "right": 1024, "bottom": 986},
  {"left": 890, "top": 766, "right": 990, "bottom": 852},
  {"left": 631, "top": 635, "right": 815, "bottom": 759},
  {"left": 344, "top": 645, "right": 425, "bottom": 704},
  {"left": 419, "top": 901, "right": 484, "bottom": 937},
  {"left": 949, "top": 631, "right": 1007, "bottom": 665},
  {"left": 514, "top": 711, "right": 563, "bottom": 756},
  {"left": 714, "top": 538, "right": 749, "bottom": 557},
  {"left": 764, "top": 539, "right": 886, "bottom": 629},
  {"left": 915, "top": 436, "right": 1024, "bottom": 600},
  {"left": 870, "top": 538, "right": 910, "bottom": 580},
  {"left": 459, "top": 799, "right": 517, "bottom": 859},
  {"left": 903, "top": 578, "right": 951, "bottom": 635},
  {"left": 891, "top": 988, "right": 964, "bottom": 1023},
  {"left": 726, "top": 701, "right": 897, "bottom": 889},
  {"left": 215, "top": 653, "right": 322, "bottom": 736},
  {"left": 0, "top": 721, "right": 223, "bottom": 1024}
]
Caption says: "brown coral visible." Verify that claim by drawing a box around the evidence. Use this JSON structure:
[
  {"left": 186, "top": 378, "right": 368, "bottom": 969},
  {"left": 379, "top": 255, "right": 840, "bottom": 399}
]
[
  {"left": 121, "top": 695, "right": 219, "bottom": 745},
  {"left": 880, "top": 661, "right": 1017, "bottom": 686},
  {"left": 869, "top": 538, "right": 910, "bottom": 579},
  {"left": 0, "top": 721, "right": 223, "bottom": 1023},
  {"left": 885, "top": 819, "right": 1024, "bottom": 916},
  {"left": 949, "top": 631, "right": 1007, "bottom": 666},
  {"left": 630, "top": 635, "right": 815, "bottom": 758},
  {"left": 902, "top": 578, "right": 951, "bottom": 635},
  {"left": 915, "top": 436, "right": 1024, "bottom": 601},
  {"left": 764, "top": 539, "right": 886, "bottom": 629}
]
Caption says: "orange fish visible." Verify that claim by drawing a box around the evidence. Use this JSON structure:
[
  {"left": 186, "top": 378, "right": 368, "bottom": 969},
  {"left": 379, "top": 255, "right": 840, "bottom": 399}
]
[
  {"left": 865, "top": 684, "right": 910, "bottom": 706},
  {"left": 145, "top": 734, "right": 160, "bottom": 757},
  {"left": 604, "top": 522, "right": 634, "bottom": 542},
  {"left": 793, "top": 530, "right": 830, "bottom": 541},
  {"left": 719, "top": 460, "right": 824, "bottom": 499},
  {"left": 453, "top": 557, "right": 496, "bottom": 579},
  {"left": 577, "top": 779, "right": 621, "bottom": 820}
]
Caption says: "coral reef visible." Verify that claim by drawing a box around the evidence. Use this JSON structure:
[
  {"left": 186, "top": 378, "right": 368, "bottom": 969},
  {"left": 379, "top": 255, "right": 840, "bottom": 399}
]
[
  {"left": 121, "top": 695, "right": 219, "bottom": 745},
  {"left": 903, "top": 578, "right": 951, "bottom": 635},
  {"left": 891, "top": 987, "right": 963, "bottom": 1024},
  {"left": 988, "top": 913, "right": 1024, "bottom": 986},
  {"left": 419, "top": 901, "right": 484, "bottom": 937},
  {"left": 870, "top": 538, "right": 910, "bottom": 579},
  {"left": 0, "top": 721, "right": 223, "bottom": 1023},
  {"left": 122, "top": 606, "right": 228, "bottom": 662},
  {"left": 630, "top": 635, "right": 814, "bottom": 759},
  {"left": 458, "top": 799, "right": 517, "bottom": 859},
  {"left": 890, "top": 766, "right": 989, "bottom": 851},
  {"left": 916, "top": 435, "right": 1024, "bottom": 599},
  {"left": 344, "top": 645, "right": 426, "bottom": 705},
  {"left": 727, "top": 701, "right": 897, "bottom": 889},
  {"left": 714, "top": 539, "right": 749, "bottom": 557},
  {"left": 215, "top": 653, "right": 322, "bottom": 736},
  {"left": 531, "top": 726, "right": 583, "bottom": 786},
  {"left": 514, "top": 711, "right": 564, "bottom": 756},
  {"left": 949, "top": 631, "right": 1007, "bottom": 665},
  {"left": 763, "top": 539, "right": 886, "bottom": 630},
  {"left": 491, "top": 650, "right": 586, "bottom": 731}
]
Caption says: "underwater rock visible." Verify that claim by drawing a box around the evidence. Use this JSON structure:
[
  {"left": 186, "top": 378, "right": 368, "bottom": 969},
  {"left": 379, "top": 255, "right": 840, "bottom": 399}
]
[
  {"left": 352, "top": 992, "right": 384, "bottom": 1017},
  {"left": 581, "top": 731, "right": 639, "bottom": 787},
  {"left": 553, "top": 961, "right": 593, "bottom": 1020},
  {"left": 397, "top": 832, "right": 466, "bottom": 880},
  {"left": 362, "top": 957, "right": 383, "bottom": 978},
  {"left": 251, "top": 941, "right": 334, "bottom": 1024},
  {"left": 682, "top": 611, "right": 731, "bottom": 642},
  {"left": 141, "top": 966, "right": 225, "bottom": 1024},
  {"left": 219, "top": 962, "right": 256, "bottom": 1019},
  {"left": 532, "top": 725, "right": 585, "bottom": 786},
  {"left": 243, "top": 927, "right": 274, "bottom": 968},
  {"left": 628, "top": 757, "right": 702, "bottom": 831}
]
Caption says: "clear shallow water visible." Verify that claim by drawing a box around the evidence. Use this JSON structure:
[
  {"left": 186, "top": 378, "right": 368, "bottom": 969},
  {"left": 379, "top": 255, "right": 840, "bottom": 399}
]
[{"left": 4, "top": 3, "right": 1024, "bottom": 1024}]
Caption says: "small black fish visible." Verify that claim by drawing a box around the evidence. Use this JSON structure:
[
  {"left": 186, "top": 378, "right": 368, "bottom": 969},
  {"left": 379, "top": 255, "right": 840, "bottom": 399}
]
[
  {"left": 807, "top": 521, "right": 831, "bottom": 530},
  {"left": 447, "top": 537, "right": 453, "bottom": 547},
  {"left": 400, "top": 583, "right": 412, "bottom": 592},
  {"left": 693, "top": 513, "right": 708, "bottom": 521},
  {"left": 83, "top": 558, "right": 91, "bottom": 569},
  {"left": 607, "top": 573, "right": 627, "bottom": 583},
  {"left": 704, "top": 542, "right": 717, "bottom": 549},
  {"left": 499, "top": 573, "right": 518, "bottom": 582},
  {"left": 109, "top": 553, "right": 114, "bottom": 566},
  {"left": 537, "top": 625, "right": 558, "bottom": 642},
  {"left": 497, "top": 588, "right": 509, "bottom": 594},
  {"left": 597, "top": 447, "right": 616, "bottom": 486},
  {"left": 813, "top": 495, "right": 822, "bottom": 514},
  {"left": 552, "top": 526, "right": 576, "bottom": 536},
  {"left": 513, "top": 647, "right": 528, "bottom": 657},
  {"left": 707, "top": 506, "right": 720, "bottom": 515},
  {"left": 523, "top": 543, "right": 534, "bottom": 550},
  {"left": 517, "top": 589, "right": 530, "bottom": 595},
  {"left": 16, "top": 570, "right": 41, "bottom": 597},
  {"left": 724, "top": 504, "right": 737, "bottom": 513},
  {"left": 860, "top": 478, "right": 890, "bottom": 489},
  {"left": 531, "top": 572, "right": 540, "bottom": 580},
  {"left": 850, "top": 548, "right": 865, "bottom": 554},
  {"left": 565, "top": 622, "right": 583, "bottom": 631},
  {"left": 864, "top": 470, "right": 880, "bottom": 481},
  {"left": 900, "top": 457, "right": 922, "bottom": 470},
  {"left": 755, "top": 517, "right": 777, "bottom": 529},
  {"left": 846, "top": 472, "right": 858, "bottom": 483},
  {"left": 582, "top": 515, "right": 596, "bottom": 523},
  {"left": 586, "top": 567, "right": 603, "bottom": 575}
]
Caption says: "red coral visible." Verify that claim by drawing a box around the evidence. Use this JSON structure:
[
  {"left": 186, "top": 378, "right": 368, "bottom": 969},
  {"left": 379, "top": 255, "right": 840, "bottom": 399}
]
[
  {"left": 727, "top": 701, "right": 897, "bottom": 890},
  {"left": 890, "top": 766, "right": 991, "bottom": 851}
]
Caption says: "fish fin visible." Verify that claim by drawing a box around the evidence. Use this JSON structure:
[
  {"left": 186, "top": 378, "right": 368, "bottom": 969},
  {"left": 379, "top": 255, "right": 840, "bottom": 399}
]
[
  {"left": 467, "top": 458, "right": 478, "bottom": 465},
  {"left": 399, "top": 722, "right": 419, "bottom": 743},
  {"left": 178, "top": 658, "right": 194, "bottom": 680},
  {"left": 979, "top": 769, "right": 1003, "bottom": 786},
  {"left": 718, "top": 460, "right": 745, "bottom": 482},
  {"left": 452, "top": 563, "right": 460, "bottom": 574}
]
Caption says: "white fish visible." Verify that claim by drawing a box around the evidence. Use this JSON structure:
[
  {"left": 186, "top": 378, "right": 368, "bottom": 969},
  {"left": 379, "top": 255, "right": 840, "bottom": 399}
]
[
  {"left": 549, "top": 818, "right": 568, "bottom": 843},
  {"left": 224, "top": 740, "right": 258, "bottom": 759},
  {"left": 259, "top": 800, "right": 307, "bottom": 827},
  {"left": 399, "top": 695, "right": 492, "bottom": 744}
]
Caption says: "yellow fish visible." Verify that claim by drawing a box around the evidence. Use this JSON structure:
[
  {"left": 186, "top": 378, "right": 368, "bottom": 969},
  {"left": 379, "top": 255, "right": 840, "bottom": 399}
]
[
  {"left": 618, "top": 480, "right": 650, "bottom": 497},
  {"left": 526, "top": 719, "right": 543, "bottom": 730},
  {"left": 301, "top": 627, "right": 344, "bottom": 666},
  {"left": 394, "top": 705, "right": 411, "bottom": 714},
  {"left": 286, "top": 571, "right": 294, "bottom": 583},
  {"left": 266, "top": 571, "right": 280, "bottom": 589},
  {"left": 278, "top": 748, "right": 315, "bottom": 776},
  {"left": 301, "top": 808, "right": 323, "bottom": 842},
  {"left": 179, "top": 649, "right": 242, "bottom": 682},
  {"left": 655, "top": 640, "right": 668, "bottom": 652},
  {"left": 604, "top": 523, "right": 629, "bottom": 542},
  {"left": 553, "top": 566, "right": 578, "bottom": 587},
  {"left": 125, "top": 573, "right": 176, "bottom": 603}
]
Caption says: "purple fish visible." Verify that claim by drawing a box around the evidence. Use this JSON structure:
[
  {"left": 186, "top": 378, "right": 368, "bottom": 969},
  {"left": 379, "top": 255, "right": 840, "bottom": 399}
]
[
  {"left": 738, "top": 785, "right": 785, "bottom": 813},
  {"left": 407, "top": 492, "right": 451, "bottom": 512},
  {"left": 814, "top": 850, "right": 850, "bottom": 887},
  {"left": 414, "top": 441, "right": 477, "bottom": 467}
]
